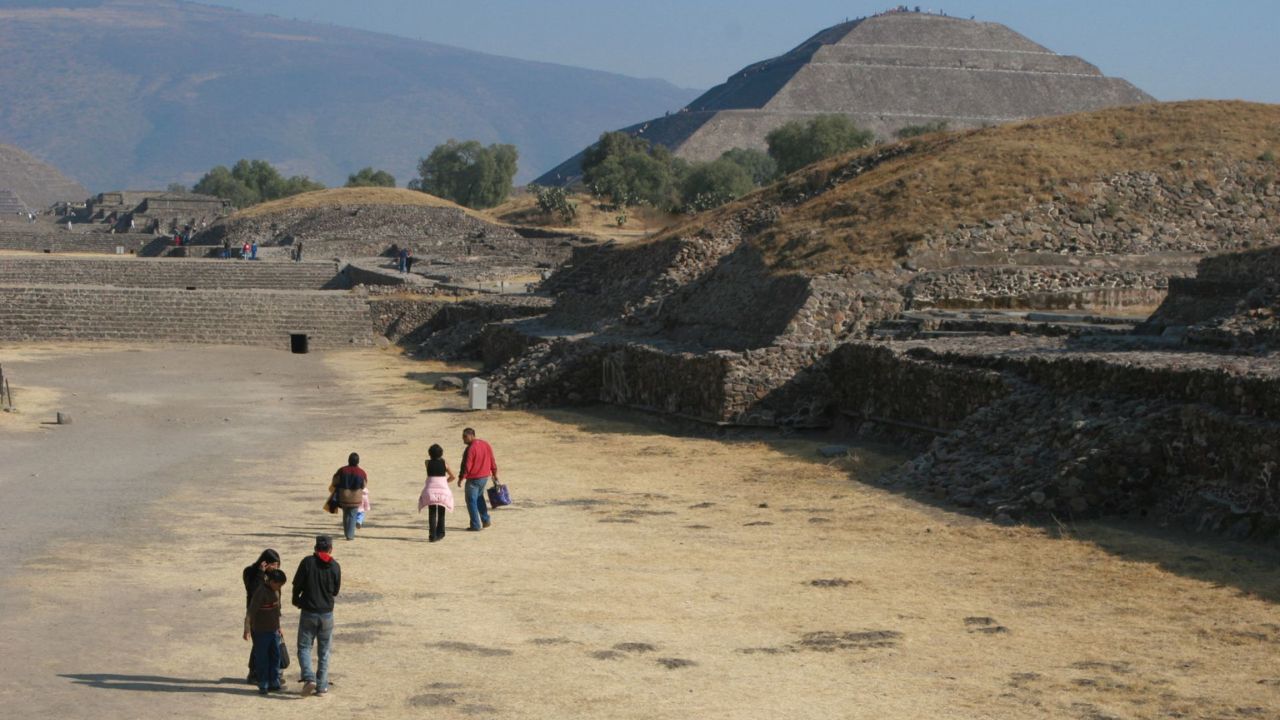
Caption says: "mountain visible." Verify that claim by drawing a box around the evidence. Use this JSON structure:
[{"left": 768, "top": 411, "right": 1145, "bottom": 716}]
[
  {"left": 535, "top": 10, "right": 1153, "bottom": 185},
  {"left": 0, "top": 0, "right": 698, "bottom": 192}
]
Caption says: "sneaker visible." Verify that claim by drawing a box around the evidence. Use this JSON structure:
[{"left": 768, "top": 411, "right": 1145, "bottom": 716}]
[
  {"left": 302, "top": 680, "right": 316, "bottom": 697},
  {"left": 315, "top": 688, "right": 328, "bottom": 697},
  {"left": 482, "top": 520, "right": 491, "bottom": 528},
  {"left": 465, "top": 527, "right": 480, "bottom": 532}
]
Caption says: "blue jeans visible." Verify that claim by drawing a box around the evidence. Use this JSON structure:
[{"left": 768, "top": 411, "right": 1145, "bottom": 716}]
[
  {"left": 342, "top": 507, "right": 357, "bottom": 540},
  {"left": 251, "top": 630, "right": 281, "bottom": 691},
  {"left": 297, "top": 611, "right": 334, "bottom": 691},
  {"left": 464, "top": 477, "right": 491, "bottom": 529}
]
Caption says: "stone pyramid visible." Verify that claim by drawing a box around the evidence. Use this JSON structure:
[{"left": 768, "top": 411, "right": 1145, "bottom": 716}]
[
  {"left": 0, "top": 142, "right": 88, "bottom": 209},
  {"left": 535, "top": 11, "right": 1153, "bottom": 185}
]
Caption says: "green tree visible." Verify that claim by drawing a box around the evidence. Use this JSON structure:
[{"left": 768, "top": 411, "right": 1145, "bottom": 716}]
[
  {"left": 416, "top": 140, "right": 518, "bottom": 209},
  {"left": 581, "top": 131, "right": 682, "bottom": 209},
  {"left": 345, "top": 167, "right": 397, "bottom": 188},
  {"left": 718, "top": 148, "right": 777, "bottom": 186},
  {"left": 192, "top": 159, "right": 324, "bottom": 208},
  {"left": 680, "top": 157, "right": 755, "bottom": 212},
  {"left": 765, "top": 115, "right": 875, "bottom": 175}
]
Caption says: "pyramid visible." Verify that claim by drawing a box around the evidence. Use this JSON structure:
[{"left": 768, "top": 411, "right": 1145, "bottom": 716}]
[
  {"left": 535, "top": 11, "right": 1154, "bottom": 185},
  {"left": 0, "top": 142, "right": 88, "bottom": 209}
]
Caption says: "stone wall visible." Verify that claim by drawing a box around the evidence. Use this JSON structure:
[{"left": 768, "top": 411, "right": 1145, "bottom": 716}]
[
  {"left": 0, "top": 286, "right": 373, "bottom": 349},
  {"left": 824, "top": 336, "right": 1280, "bottom": 539},
  {"left": 0, "top": 256, "right": 345, "bottom": 290},
  {"left": 905, "top": 266, "right": 1177, "bottom": 310},
  {"left": 0, "top": 231, "right": 147, "bottom": 254},
  {"left": 828, "top": 343, "right": 1011, "bottom": 431}
]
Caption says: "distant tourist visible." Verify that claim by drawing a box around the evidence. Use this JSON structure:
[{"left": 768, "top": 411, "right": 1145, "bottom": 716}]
[
  {"left": 250, "top": 240, "right": 258, "bottom": 260},
  {"left": 405, "top": 249, "right": 415, "bottom": 273},
  {"left": 295, "top": 241, "right": 304, "bottom": 262},
  {"left": 242, "top": 549, "right": 282, "bottom": 685},
  {"left": 331, "top": 452, "right": 368, "bottom": 541},
  {"left": 292, "top": 535, "right": 341, "bottom": 697},
  {"left": 398, "top": 247, "right": 408, "bottom": 273},
  {"left": 223, "top": 238, "right": 231, "bottom": 259},
  {"left": 242, "top": 241, "right": 250, "bottom": 259},
  {"left": 244, "top": 567, "right": 287, "bottom": 695},
  {"left": 418, "top": 443, "right": 456, "bottom": 542},
  {"left": 458, "top": 428, "right": 498, "bottom": 531}
]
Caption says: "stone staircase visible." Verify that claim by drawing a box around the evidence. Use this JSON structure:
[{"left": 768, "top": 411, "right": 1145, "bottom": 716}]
[{"left": 0, "top": 285, "right": 373, "bottom": 349}]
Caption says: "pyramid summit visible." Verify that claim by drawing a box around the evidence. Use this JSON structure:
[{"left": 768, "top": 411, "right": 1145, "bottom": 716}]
[{"left": 535, "top": 10, "right": 1154, "bottom": 185}]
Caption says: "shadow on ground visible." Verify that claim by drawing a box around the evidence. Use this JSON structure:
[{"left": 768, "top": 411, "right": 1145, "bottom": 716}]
[
  {"left": 526, "top": 404, "right": 1280, "bottom": 604},
  {"left": 60, "top": 674, "right": 279, "bottom": 697}
]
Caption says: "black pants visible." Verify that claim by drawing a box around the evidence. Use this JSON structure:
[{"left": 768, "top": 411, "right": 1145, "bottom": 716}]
[{"left": 428, "top": 505, "right": 446, "bottom": 539}]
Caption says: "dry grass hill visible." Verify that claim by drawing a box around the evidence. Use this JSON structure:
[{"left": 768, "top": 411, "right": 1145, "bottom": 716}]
[{"left": 663, "top": 101, "right": 1280, "bottom": 274}]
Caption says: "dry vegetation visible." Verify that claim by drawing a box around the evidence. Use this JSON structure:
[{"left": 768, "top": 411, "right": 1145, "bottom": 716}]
[
  {"left": 663, "top": 101, "right": 1280, "bottom": 273},
  {"left": 233, "top": 187, "right": 491, "bottom": 220},
  {"left": 487, "top": 191, "right": 681, "bottom": 242}
]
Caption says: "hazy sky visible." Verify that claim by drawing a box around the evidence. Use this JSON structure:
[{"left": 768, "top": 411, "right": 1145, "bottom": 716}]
[{"left": 205, "top": 0, "right": 1279, "bottom": 103}]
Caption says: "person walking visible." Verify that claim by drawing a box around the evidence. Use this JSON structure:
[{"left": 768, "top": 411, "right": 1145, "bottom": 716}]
[
  {"left": 418, "top": 443, "right": 456, "bottom": 542},
  {"left": 332, "top": 452, "right": 368, "bottom": 541},
  {"left": 293, "top": 535, "right": 341, "bottom": 697},
  {"left": 244, "top": 568, "right": 287, "bottom": 695},
  {"left": 243, "top": 549, "right": 281, "bottom": 684},
  {"left": 397, "top": 247, "right": 408, "bottom": 273},
  {"left": 250, "top": 240, "right": 258, "bottom": 260},
  {"left": 458, "top": 428, "right": 498, "bottom": 531},
  {"left": 295, "top": 241, "right": 303, "bottom": 262}
]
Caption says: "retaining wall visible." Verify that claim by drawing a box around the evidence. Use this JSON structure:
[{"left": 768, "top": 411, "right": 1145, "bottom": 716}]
[
  {"left": 0, "top": 285, "right": 373, "bottom": 349},
  {"left": 0, "top": 256, "right": 345, "bottom": 290}
]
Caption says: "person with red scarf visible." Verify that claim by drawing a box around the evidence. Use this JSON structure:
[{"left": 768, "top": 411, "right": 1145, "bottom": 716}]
[{"left": 292, "top": 535, "right": 341, "bottom": 697}]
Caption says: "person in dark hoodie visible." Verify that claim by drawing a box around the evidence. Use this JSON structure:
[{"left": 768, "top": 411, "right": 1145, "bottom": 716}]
[
  {"left": 243, "top": 549, "right": 281, "bottom": 684},
  {"left": 293, "top": 535, "right": 341, "bottom": 697},
  {"left": 244, "top": 568, "right": 287, "bottom": 695}
]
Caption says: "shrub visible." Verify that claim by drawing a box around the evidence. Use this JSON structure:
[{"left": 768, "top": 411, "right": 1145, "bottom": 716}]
[
  {"left": 894, "top": 121, "right": 949, "bottom": 139},
  {"left": 581, "top": 131, "right": 682, "bottom": 209},
  {"left": 345, "top": 167, "right": 396, "bottom": 188},
  {"left": 766, "top": 115, "right": 874, "bottom": 175},
  {"left": 531, "top": 185, "right": 578, "bottom": 224},
  {"left": 680, "top": 157, "right": 755, "bottom": 212}
]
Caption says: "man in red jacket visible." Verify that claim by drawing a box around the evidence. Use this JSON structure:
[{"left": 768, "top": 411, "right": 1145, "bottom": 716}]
[{"left": 458, "top": 427, "right": 498, "bottom": 531}]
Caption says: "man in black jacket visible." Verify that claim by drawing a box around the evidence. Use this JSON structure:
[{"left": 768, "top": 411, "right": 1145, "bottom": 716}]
[{"left": 293, "top": 535, "right": 341, "bottom": 697}]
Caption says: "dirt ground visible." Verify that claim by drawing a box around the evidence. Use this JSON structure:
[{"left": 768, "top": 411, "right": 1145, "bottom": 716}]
[{"left": 1, "top": 344, "right": 1278, "bottom": 720}]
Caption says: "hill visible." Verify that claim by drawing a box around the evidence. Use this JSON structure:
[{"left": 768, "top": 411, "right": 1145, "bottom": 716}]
[
  {"left": 0, "top": 0, "right": 697, "bottom": 192},
  {"left": 671, "top": 100, "right": 1280, "bottom": 273},
  {"left": 535, "top": 10, "right": 1152, "bottom": 186}
]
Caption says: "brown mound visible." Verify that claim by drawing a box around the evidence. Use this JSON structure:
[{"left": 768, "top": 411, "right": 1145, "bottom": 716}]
[
  {"left": 659, "top": 101, "right": 1280, "bottom": 274},
  {"left": 234, "top": 187, "right": 489, "bottom": 220}
]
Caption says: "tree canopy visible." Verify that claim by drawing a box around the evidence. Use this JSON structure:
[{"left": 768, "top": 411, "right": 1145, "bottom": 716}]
[
  {"left": 765, "top": 115, "right": 875, "bottom": 175},
  {"left": 345, "top": 167, "right": 396, "bottom": 188},
  {"left": 718, "top": 147, "right": 778, "bottom": 186},
  {"left": 192, "top": 159, "right": 324, "bottom": 208},
  {"left": 415, "top": 140, "right": 518, "bottom": 209},
  {"left": 680, "top": 157, "right": 755, "bottom": 213},
  {"left": 581, "top": 131, "right": 683, "bottom": 208}
]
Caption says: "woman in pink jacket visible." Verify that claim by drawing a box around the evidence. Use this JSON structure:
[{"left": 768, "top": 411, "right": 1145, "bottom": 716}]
[{"left": 418, "top": 443, "right": 455, "bottom": 542}]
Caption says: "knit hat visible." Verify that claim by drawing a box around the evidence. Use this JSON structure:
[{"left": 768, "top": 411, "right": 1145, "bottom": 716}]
[{"left": 315, "top": 535, "right": 333, "bottom": 551}]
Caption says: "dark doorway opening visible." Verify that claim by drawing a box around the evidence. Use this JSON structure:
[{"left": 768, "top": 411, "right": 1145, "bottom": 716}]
[{"left": 290, "top": 334, "right": 309, "bottom": 354}]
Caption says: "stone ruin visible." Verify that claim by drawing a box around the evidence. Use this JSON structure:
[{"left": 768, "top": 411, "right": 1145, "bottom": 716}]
[
  {"left": 536, "top": 11, "right": 1152, "bottom": 184},
  {"left": 83, "top": 190, "right": 231, "bottom": 234},
  {"left": 0, "top": 142, "right": 87, "bottom": 210}
]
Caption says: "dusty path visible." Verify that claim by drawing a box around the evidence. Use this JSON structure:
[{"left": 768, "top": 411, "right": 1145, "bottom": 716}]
[{"left": 1, "top": 345, "right": 1278, "bottom": 719}]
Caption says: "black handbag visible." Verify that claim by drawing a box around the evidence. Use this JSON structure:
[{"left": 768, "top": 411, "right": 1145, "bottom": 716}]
[{"left": 278, "top": 633, "right": 290, "bottom": 669}]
